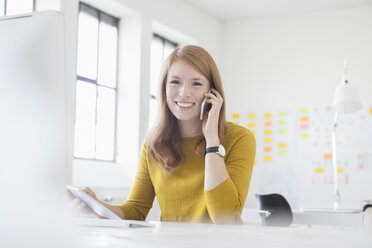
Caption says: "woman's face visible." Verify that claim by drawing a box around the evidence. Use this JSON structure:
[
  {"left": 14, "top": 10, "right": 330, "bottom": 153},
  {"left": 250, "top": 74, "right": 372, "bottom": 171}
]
[{"left": 166, "top": 60, "right": 210, "bottom": 122}]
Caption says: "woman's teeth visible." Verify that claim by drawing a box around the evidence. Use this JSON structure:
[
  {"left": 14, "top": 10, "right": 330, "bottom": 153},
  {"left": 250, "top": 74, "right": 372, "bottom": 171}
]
[{"left": 177, "top": 102, "right": 194, "bottom": 108}]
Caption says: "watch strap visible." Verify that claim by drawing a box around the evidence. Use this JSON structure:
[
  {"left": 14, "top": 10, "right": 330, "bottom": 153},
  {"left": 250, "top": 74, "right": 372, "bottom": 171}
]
[{"left": 204, "top": 146, "right": 219, "bottom": 156}]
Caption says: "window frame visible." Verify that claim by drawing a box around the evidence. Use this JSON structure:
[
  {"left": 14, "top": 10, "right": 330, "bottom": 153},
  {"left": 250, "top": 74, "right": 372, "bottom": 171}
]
[
  {"left": 2, "top": 0, "right": 35, "bottom": 16},
  {"left": 74, "top": 2, "right": 120, "bottom": 162}
]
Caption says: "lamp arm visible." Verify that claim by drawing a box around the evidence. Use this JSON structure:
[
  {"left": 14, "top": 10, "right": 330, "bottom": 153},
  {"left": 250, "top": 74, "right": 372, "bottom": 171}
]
[{"left": 332, "top": 112, "right": 341, "bottom": 209}]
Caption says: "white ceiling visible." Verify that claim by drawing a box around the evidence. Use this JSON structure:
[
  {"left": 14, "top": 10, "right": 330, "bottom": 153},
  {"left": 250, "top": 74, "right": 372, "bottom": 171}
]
[{"left": 181, "top": 0, "right": 372, "bottom": 20}]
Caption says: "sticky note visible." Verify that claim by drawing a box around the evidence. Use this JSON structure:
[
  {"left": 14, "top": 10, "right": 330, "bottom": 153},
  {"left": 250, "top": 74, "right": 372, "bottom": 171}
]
[
  {"left": 278, "top": 143, "right": 286, "bottom": 149},
  {"left": 264, "top": 156, "right": 272, "bottom": 162},
  {"left": 345, "top": 175, "right": 349, "bottom": 184},
  {"left": 370, "top": 108, "right": 372, "bottom": 114},
  {"left": 251, "top": 130, "right": 256, "bottom": 136},
  {"left": 300, "top": 124, "right": 309, "bottom": 130},
  {"left": 300, "top": 116, "right": 309, "bottom": 122},
  {"left": 300, "top": 108, "right": 309, "bottom": 114},
  {"left": 264, "top": 113, "right": 272, "bottom": 119},
  {"left": 264, "top": 138, "right": 272, "bottom": 143},
  {"left": 264, "top": 121, "right": 273, "bottom": 127},
  {"left": 254, "top": 160, "right": 257, "bottom": 166},
  {"left": 324, "top": 153, "right": 332, "bottom": 160},
  {"left": 337, "top": 167, "right": 343, "bottom": 174},
  {"left": 264, "top": 130, "right": 273, "bottom": 135},
  {"left": 299, "top": 132, "right": 309, "bottom": 139},
  {"left": 232, "top": 113, "right": 240, "bottom": 119},
  {"left": 248, "top": 122, "right": 256, "bottom": 128},
  {"left": 279, "top": 120, "right": 287, "bottom": 126},
  {"left": 278, "top": 129, "right": 287, "bottom": 135},
  {"left": 264, "top": 146, "right": 272, "bottom": 152},
  {"left": 277, "top": 150, "right": 286, "bottom": 156},
  {"left": 248, "top": 113, "right": 256, "bottom": 119},
  {"left": 279, "top": 111, "right": 287, "bottom": 117},
  {"left": 315, "top": 167, "right": 325, "bottom": 173}
]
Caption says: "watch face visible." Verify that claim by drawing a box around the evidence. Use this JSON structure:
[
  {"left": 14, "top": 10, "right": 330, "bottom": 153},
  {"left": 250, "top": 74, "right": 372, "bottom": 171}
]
[{"left": 218, "top": 145, "right": 226, "bottom": 157}]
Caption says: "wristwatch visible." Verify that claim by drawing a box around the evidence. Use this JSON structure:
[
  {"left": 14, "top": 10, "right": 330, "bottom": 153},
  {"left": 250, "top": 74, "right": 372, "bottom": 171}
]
[{"left": 204, "top": 144, "right": 226, "bottom": 157}]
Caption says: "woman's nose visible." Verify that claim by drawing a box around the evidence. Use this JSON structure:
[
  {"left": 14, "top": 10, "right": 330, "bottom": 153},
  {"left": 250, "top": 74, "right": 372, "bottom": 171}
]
[{"left": 179, "top": 85, "right": 191, "bottom": 97}]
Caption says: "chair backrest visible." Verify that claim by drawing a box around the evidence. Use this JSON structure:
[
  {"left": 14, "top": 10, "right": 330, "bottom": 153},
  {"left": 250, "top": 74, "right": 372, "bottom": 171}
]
[{"left": 256, "top": 193, "right": 293, "bottom": 227}]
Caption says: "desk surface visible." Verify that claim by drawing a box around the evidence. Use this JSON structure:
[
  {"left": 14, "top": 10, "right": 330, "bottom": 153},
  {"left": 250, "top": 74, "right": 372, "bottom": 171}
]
[{"left": 74, "top": 219, "right": 372, "bottom": 248}]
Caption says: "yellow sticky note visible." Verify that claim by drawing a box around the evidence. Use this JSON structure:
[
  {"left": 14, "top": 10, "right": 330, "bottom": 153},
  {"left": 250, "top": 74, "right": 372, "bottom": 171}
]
[
  {"left": 315, "top": 167, "right": 325, "bottom": 173},
  {"left": 264, "top": 129, "right": 272, "bottom": 135},
  {"left": 278, "top": 143, "right": 286, "bottom": 149},
  {"left": 264, "top": 113, "right": 272, "bottom": 119},
  {"left": 338, "top": 167, "right": 343, "bottom": 174},
  {"left": 248, "top": 113, "right": 256, "bottom": 119},
  {"left": 370, "top": 108, "right": 372, "bottom": 115},
  {"left": 251, "top": 130, "right": 256, "bottom": 136},
  {"left": 248, "top": 122, "right": 256, "bottom": 128},
  {"left": 279, "top": 111, "right": 287, "bottom": 117},
  {"left": 232, "top": 113, "right": 240, "bottom": 119},
  {"left": 254, "top": 160, "right": 257, "bottom": 166},
  {"left": 264, "top": 138, "right": 272, "bottom": 143},
  {"left": 264, "top": 156, "right": 272, "bottom": 162}
]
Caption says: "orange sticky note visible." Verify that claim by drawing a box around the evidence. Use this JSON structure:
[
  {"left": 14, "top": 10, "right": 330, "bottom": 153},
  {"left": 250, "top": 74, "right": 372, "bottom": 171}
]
[
  {"left": 264, "top": 121, "right": 273, "bottom": 127},
  {"left": 315, "top": 167, "right": 325, "bottom": 173},
  {"left": 300, "top": 116, "right": 309, "bottom": 122},
  {"left": 264, "top": 113, "right": 272, "bottom": 119},
  {"left": 264, "top": 138, "right": 272, "bottom": 143},
  {"left": 264, "top": 130, "right": 272, "bottom": 135},
  {"left": 278, "top": 143, "right": 286, "bottom": 149},
  {"left": 232, "top": 113, "right": 240, "bottom": 119},
  {"left": 248, "top": 113, "right": 256, "bottom": 119},
  {"left": 324, "top": 153, "right": 332, "bottom": 160},
  {"left": 264, "top": 146, "right": 272, "bottom": 152},
  {"left": 264, "top": 156, "right": 272, "bottom": 162},
  {"left": 248, "top": 122, "right": 256, "bottom": 128}
]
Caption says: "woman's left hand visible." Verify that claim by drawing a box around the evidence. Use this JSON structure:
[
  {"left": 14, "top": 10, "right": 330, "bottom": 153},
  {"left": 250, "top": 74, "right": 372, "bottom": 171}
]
[{"left": 202, "top": 88, "right": 223, "bottom": 146}]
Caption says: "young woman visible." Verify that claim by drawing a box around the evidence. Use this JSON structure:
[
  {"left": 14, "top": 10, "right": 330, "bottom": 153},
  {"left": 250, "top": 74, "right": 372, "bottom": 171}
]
[{"left": 80, "top": 45, "right": 256, "bottom": 224}]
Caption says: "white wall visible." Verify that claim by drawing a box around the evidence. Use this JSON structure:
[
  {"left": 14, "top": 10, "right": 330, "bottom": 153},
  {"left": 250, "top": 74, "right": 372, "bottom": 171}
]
[{"left": 221, "top": 6, "right": 372, "bottom": 209}]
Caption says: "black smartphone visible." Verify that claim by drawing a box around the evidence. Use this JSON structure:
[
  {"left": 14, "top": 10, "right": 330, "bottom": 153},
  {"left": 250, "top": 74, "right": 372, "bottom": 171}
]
[{"left": 200, "top": 89, "right": 212, "bottom": 120}]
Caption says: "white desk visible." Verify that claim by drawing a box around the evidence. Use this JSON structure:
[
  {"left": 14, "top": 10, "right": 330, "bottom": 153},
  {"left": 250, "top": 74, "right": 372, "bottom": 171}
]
[{"left": 74, "top": 219, "right": 372, "bottom": 248}]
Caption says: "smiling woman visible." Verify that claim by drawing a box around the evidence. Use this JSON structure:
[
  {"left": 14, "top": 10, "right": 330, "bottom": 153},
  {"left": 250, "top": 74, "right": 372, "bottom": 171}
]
[{"left": 75, "top": 45, "right": 256, "bottom": 224}]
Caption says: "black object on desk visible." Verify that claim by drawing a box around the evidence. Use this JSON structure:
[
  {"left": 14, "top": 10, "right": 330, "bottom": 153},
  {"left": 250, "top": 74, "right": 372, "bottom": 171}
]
[{"left": 256, "top": 193, "right": 293, "bottom": 227}]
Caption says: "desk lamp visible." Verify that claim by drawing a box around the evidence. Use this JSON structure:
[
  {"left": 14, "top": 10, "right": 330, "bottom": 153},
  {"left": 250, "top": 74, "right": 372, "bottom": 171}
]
[{"left": 331, "top": 59, "right": 362, "bottom": 209}]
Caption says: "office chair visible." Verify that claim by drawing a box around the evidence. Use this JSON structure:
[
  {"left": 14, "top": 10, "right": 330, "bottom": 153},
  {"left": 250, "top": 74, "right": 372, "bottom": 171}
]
[{"left": 255, "top": 193, "right": 293, "bottom": 227}]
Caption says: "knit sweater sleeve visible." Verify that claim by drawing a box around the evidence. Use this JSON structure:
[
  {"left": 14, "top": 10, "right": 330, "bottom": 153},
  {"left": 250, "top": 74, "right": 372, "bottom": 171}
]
[
  {"left": 118, "top": 142, "right": 155, "bottom": 220},
  {"left": 204, "top": 127, "right": 256, "bottom": 224}
]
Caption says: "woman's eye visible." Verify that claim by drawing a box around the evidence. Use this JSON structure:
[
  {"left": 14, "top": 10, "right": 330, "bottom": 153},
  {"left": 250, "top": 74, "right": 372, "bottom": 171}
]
[
  {"left": 193, "top": 82, "right": 202, "bottom": 86},
  {"left": 170, "top": 80, "right": 180, "bottom": 85}
]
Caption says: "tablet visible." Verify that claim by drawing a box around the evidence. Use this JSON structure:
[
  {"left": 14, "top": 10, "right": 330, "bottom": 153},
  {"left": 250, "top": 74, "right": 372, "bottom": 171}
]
[{"left": 67, "top": 185, "right": 121, "bottom": 220}]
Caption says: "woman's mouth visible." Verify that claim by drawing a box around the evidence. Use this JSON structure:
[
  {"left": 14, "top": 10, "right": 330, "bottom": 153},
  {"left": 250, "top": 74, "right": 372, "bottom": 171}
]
[{"left": 176, "top": 101, "right": 195, "bottom": 109}]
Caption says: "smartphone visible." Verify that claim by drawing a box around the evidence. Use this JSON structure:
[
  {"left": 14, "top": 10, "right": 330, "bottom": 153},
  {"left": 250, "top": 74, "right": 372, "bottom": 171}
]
[{"left": 200, "top": 89, "right": 212, "bottom": 120}]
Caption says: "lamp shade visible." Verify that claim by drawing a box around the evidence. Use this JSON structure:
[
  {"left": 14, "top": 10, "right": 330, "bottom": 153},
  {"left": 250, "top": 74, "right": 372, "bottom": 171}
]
[{"left": 332, "top": 83, "right": 362, "bottom": 113}]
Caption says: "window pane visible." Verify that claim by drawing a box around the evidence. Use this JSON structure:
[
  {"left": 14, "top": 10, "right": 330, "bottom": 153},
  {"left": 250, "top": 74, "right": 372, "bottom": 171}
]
[
  {"left": 77, "top": 9, "right": 99, "bottom": 79},
  {"left": 98, "top": 15, "right": 118, "bottom": 88},
  {"left": 95, "top": 86, "right": 116, "bottom": 160},
  {"left": 0, "top": 0, "right": 4, "bottom": 16},
  {"left": 164, "top": 41, "right": 176, "bottom": 60},
  {"left": 74, "top": 81, "right": 97, "bottom": 159},
  {"left": 6, "top": 0, "right": 33, "bottom": 15},
  {"left": 150, "top": 37, "right": 163, "bottom": 97},
  {"left": 149, "top": 98, "right": 158, "bottom": 129}
]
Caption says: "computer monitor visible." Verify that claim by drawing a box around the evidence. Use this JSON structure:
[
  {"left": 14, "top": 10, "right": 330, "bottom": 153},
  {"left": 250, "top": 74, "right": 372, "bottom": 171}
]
[{"left": 0, "top": 11, "right": 73, "bottom": 247}]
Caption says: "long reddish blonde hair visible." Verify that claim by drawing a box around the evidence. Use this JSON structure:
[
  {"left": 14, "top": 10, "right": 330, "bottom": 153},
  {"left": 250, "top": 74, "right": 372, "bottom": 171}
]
[{"left": 146, "top": 45, "right": 227, "bottom": 173}]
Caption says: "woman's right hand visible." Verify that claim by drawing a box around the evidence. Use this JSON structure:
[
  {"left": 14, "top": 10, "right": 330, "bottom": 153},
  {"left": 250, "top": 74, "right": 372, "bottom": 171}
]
[{"left": 67, "top": 186, "right": 104, "bottom": 218}]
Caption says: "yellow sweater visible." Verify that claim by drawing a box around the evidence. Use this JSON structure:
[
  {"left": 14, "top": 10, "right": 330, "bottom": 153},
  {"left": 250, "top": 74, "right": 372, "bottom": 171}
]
[{"left": 118, "top": 122, "right": 256, "bottom": 224}]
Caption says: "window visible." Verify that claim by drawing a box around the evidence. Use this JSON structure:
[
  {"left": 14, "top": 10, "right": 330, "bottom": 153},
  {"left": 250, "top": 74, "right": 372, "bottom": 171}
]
[
  {"left": 1, "top": 0, "right": 34, "bottom": 16},
  {"left": 74, "top": 3, "right": 119, "bottom": 161},
  {"left": 149, "top": 34, "right": 177, "bottom": 128}
]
